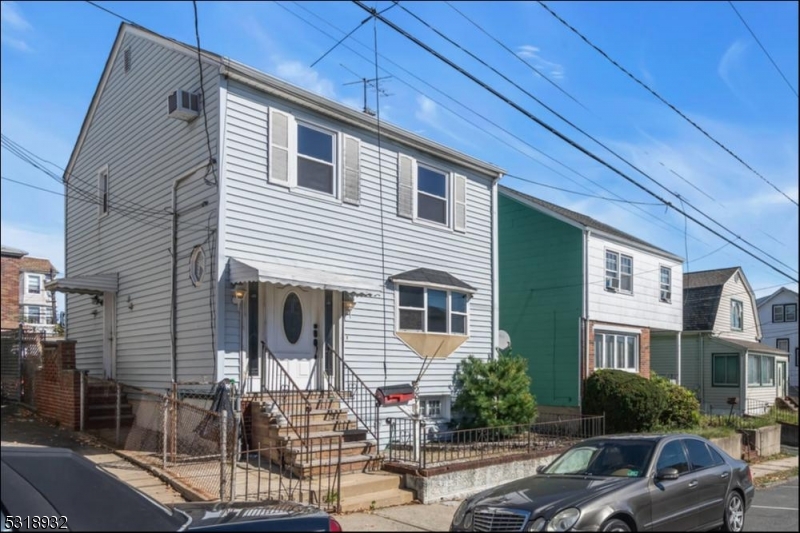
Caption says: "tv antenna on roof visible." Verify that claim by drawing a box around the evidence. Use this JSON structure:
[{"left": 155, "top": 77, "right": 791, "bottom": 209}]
[{"left": 341, "top": 64, "right": 392, "bottom": 116}]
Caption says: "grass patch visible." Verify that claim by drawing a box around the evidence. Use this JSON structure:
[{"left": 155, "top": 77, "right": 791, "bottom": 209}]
[
  {"left": 754, "top": 466, "right": 799, "bottom": 488},
  {"left": 746, "top": 452, "right": 794, "bottom": 465}
]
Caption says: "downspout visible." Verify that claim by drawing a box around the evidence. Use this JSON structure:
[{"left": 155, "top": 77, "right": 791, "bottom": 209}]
[
  {"left": 699, "top": 334, "right": 704, "bottom": 408},
  {"left": 491, "top": 174, "right": 501, "bottom": 359},
  {"left": 170, "top": 159, "right": 216, "bottom": 384},
  {"left": 676, "top": 331, "right": 682, "bottom": 386},
  {"left": 583, "top": 229, "right": 590, "bottom": 382}
]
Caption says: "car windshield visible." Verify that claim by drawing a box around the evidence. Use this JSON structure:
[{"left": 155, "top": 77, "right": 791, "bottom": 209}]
[{"left": 544, "top": 440, "right": 656, "bottom": 478}]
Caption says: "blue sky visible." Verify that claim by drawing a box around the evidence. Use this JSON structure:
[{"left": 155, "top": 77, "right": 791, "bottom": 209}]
[{"left": 1, "top": 0, "right": 798, "bottom": 311}]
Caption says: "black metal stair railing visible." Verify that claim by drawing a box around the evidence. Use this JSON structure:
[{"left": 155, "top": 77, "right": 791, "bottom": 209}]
[
  {"left": 323, "top": 343, "right": 380, "bottom": 446},
  {"left": 260, "top": 343, "right": 312, "bottom": 447}
]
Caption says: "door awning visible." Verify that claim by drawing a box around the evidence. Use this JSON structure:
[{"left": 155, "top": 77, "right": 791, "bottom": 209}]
[
  {"left": 228, "top": 258, "right": 381, "bottom": 297},
  {"left": 45, "top": 273, "right": 119, "bottom": 295}
]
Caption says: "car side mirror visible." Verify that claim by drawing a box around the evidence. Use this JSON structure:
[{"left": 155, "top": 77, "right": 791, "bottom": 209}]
[
  {"left": 536, "top": 465, "right": 547, "bottom": 474},
  {"left": 656, "top": 468, "right": 679, "bottom": 481}
]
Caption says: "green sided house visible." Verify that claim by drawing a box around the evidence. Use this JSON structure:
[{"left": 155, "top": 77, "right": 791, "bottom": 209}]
[{"left": 499, "top": 187, "right": 684, "bottom": 415}]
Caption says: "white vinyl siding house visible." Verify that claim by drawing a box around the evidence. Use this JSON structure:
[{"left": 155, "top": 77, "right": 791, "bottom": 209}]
[
  {"left": 53, "top": 24, "right": 501, "bottom": 443},
  {"left": 757, "top": 287, "right": 798, "bottom": 389}
]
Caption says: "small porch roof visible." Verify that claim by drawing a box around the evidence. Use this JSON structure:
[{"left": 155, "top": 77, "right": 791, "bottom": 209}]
[
  {"left": 45, "top": 273, "right": 119, "bottom": 295},
  {"left": 714, "top": 337, "right": 789, "bottom": 357},
  {"left": 228, "top": 257, "right": 381, "bottom": 297}
]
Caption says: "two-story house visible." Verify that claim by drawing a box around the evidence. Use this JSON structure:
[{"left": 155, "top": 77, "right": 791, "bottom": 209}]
[
  {"left": 498, "top": 187, "right": 684, "bottom": 415},
  {"left": 1, "top": 246, "right": 58, "bottom": 333},
  {"left": 47, "top": 23, "right": 502, "bottom": 447},
  {"left": 651, "top": 267, "right": 790, "bottom": 415},
  {"left": 756, "top": 287, "right": 798, "bottom": 392}
]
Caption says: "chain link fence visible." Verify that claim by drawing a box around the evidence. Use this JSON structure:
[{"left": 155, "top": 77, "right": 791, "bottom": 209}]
[{"left": 1, "top": 327, "right": 45, "bottom": 405}]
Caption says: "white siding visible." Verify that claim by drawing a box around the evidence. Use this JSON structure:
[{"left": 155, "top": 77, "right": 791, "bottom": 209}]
[
  {"left": 219, "top": 82, "right": 495, "bottom": 401},
  {"left": 586, "top": 235, "right": 682, "bottom": 332},
  {"left": 65, "top": 30, "right": 220, "bottom": 390},
  {"left": 650, "top": 332, "right": 679, "bottom": 379},
  {"left": 700, "top": 337, "right": 745, "bottom": 414},
  {"left": 713, "top": 274, "right": 760, "bottom": 341},
  {"left": 758, "top": 291, "right": 798, "bottom": 388}
]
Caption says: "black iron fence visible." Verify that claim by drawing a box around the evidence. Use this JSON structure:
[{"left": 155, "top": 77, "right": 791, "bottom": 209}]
[
  {"left": 703, "top": 397, "right": 798, "bottom": 428},
  {"left": 1, "top": 327, "right": 45, "bottom": 404},
  {"left": 386, "top": 415, "right": 605, "bottom": 469}
]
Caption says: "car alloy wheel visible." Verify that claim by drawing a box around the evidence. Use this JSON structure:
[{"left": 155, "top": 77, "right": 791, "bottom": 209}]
[
  {"left": 600, "top": 518, "right": 631, "bottom": 532},
  {"left": 724, "top": 492, "right": 745, "bottom": 532}
]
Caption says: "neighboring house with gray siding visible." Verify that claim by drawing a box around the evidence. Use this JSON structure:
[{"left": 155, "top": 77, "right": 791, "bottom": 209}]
[
  {"left": 49, "top": 23, "right": 502, "bottom": 443},
  {"left": 756, "top": 287, "right": 798, "bottom": 390},
  {"left": 651, "top": 267, "right": 790, "bottom": 414}
]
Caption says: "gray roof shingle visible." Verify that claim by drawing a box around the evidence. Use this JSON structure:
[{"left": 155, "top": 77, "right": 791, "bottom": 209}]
[
  {"left": 389, "top": 268, "right": 476, "bottom": 292},
  {"left": 684, "top": 267, "right": 739, "bottom": 289},
  {"left": 683, "top": 268, "right": 740, "bottom": 331}
]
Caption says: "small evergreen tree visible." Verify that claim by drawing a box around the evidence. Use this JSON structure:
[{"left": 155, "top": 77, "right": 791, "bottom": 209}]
[{"left": 451, "top": 351, "right": 537, "bottom": 430}]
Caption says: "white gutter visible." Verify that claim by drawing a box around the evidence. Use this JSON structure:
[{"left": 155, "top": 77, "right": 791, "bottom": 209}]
[
  {"left": 491, "top": 176, "right": 500, "bottom": 359},
  {"left": 676, "top": 331, "right": 682, "bottom": 386},
  {"left": 583, "top": 229, "right": 590, "bottom": 382},
  {"left": 170, "top": 159, "right": 216, "bottom": 383}
]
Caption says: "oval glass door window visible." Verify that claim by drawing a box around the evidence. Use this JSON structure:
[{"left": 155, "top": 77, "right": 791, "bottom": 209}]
[{"left": 283, "top": 292, "right": 303, "bottom": 344}]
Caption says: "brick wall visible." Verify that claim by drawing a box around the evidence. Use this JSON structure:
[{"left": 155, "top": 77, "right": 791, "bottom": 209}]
[
  {"left": 35, "top": 340, "right": 82, "bottom": 430},
  {"left": 1, "top": 255, "right": 22, "bottom": 328},
  {"left": 587, "top": 321, "right": 651, "bottom": 379}
]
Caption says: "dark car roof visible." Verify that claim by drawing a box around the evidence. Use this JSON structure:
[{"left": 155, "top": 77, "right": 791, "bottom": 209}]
[{"left": 1, "top": 446, "right": 186, "bottom": 532}]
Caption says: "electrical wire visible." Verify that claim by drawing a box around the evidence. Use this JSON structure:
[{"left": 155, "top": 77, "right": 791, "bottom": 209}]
[
  {"left": 192, "top": 0, "right": 218, "bottom": 187},
  {"left": 537, "top": 0, "right": 799, "bottom": 207},
  {"left": 354, "top": 0, "right": 798, "bottom": 284}
]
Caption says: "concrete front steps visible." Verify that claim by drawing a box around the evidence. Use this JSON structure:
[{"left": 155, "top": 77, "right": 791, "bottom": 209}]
[{"left": 316, "top": 471, "right": 415, "bottom": 512}]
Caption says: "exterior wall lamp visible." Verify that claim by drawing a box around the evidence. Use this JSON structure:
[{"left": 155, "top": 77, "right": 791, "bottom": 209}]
[
  {"left": 232, "top": 285, "right": 246, "bottom": 305},
  {"left": 342, "top": 292, "right": 356, "bottom": 316}
]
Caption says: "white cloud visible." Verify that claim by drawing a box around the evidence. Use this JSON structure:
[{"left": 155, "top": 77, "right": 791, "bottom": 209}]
[
  {"left": 718, "top": 40, "right": 750, "bottom": 101},
  {"left": 517, "top": 44, "right": 565, "bottom": 80},
  {"left": 273, "top": 59, "right": 337, "bottom": 100},
  {"left": 1, "top": 1, "right": 32, "bottom": 52},
  {"left": 413, "top": 95, "right": 474, "bottom": 147}
]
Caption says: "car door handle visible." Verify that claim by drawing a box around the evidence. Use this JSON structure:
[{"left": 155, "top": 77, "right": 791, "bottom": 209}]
[
  {"left": 720, "top": 472, "right": 730, "bottom": 479},
  {"left": 688, "top": 480, "right": 698, "bottom": 488}
]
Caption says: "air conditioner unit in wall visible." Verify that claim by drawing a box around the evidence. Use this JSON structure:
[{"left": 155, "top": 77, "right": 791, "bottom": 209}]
[
  {"left": 168, "top": 90, "right": 201, "bottom": 121},
  {"left": 605, "top": 277, "right": 619, "bottom": 291}
]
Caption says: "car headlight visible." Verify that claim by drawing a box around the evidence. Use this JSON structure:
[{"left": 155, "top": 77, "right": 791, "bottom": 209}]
[
  {"left": 453, "top": 501, "right": 469, "bottom": 525},
  {"left": 463, "top": 511, "right": 473, "bottom": 530},
  {"left": 546, "top": 508, "right": 581, "bottom": 532},
  {"left": 527, "top": 517, "right": 547, "bottom": 531}
]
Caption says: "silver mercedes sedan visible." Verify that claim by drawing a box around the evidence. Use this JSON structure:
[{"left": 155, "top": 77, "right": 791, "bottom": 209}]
[{"left": 449, "top": 434, "right": 754, "bottom": 532}]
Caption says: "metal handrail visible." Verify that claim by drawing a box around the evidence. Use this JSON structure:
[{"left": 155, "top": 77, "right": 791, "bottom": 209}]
[
  {"left": 260, "top": 343, "right": 312, "bottom": 447},
  {"left": 324, "top": 343, "right": 381, "bottom": 445}
]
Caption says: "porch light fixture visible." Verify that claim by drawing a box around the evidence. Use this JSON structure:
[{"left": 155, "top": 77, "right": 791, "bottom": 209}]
[
  {"left": 342, "top": 293, "right": 356, "bottom": 316},
  {"left": 232, "top": 285, "right": 246, "bottom": 305}
]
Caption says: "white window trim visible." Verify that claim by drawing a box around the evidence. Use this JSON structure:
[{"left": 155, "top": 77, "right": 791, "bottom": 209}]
[
  {"left": 659, "top": 265, "right": 672, "bottom": 304},
  {"left": 748, "top": 354, "right": 775, "bottom": 387},
  {"left": 395, "top": 284, "right": 470, "bottom": 335},
  {"left": 604, "top": 249, "right": 634, "bottom": 294},
  {"left": 26, "top": 273, "right": 42, "bottom": 294},
  {"left": 294, "top": 119, "right": 339, "bottom": 200},
  {"left": 97, "top": 164, "right": 110, "bottom": 219},
  {"left": 413, "top": 159, "right": 453, "bottom": 231},
  {"left": 419, "top": 395, "right": 450, "bottom": 420},
  {"left": 595, "top": 331, "right": 639, "bottom": 373},
  {"left": 731, "top": 299, "right": 744, "bottom": 331}
]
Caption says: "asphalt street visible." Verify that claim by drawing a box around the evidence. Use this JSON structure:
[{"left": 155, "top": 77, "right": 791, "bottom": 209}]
[{"left": 745, "top": 478, "right": 799, "bottom": 532}]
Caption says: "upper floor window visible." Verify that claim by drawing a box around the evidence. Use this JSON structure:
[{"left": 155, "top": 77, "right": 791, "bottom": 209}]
[
  {"left": 605, "top": 250, "right": 633, "bottom": 293},
  {"left": 27, "top": 275, "right": 41, "bottom": 294},
  {"left": 659, "top": 266, "right": 672, "bottom": 303},
  {"left": 773, "top": 303, "right": 797, "bottom": 323},
  {"left": 595, "top": 332, "right": 638, "bottom": 372},
  {"left": 397, "top": 285, "right": 469, "bottom": 334},
  {"left": 297, "top": 122, "right": 335, "bottom": 195},
  {"left": 731, "top": 300, "right": 743, "bottom": 330},
  {"left": 98, "top": 165, "right": 109, "bottom": 217},
  {"left": 397, "top": 154, "right": 467, "bottom": 233},
  {"left": 777, "top": 338, "right": 790, "bottom": 352},
  {"left": 417, "top": 164, "right": 448, "bottom": 225}
]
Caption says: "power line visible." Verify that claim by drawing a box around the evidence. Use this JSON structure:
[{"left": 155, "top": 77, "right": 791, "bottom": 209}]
[
  {"left": 192, "top": 0, "right": 218, "bottom": 187},
  {"left": 537, "top": 0, "right": 799, "bottom": 207},
  {"left": 443, "top": 0, "right": 588, "bottom": 111},
  {"left": 85, "top": 0, "right": 136, "bottom": 25},
  {"left": 353, "top": 0, "right": 798, "bottom": 284},
  {"left": 727, "top": 1, "right": 798, "bottom": 99},
  {"left": 279, "top": 1, "right": 709, "bottom": 245},
  {"left": 505, "top": 175, "right": 663, "bottom": 206}
]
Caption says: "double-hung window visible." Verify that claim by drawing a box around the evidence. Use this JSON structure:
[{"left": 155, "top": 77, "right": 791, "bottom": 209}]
[
  {"left": 748, "top": 354, "right": 775, "bottom": 386},
  {"left": 712, "top": 353, "right": 740, "bottom": 387},
  {"left": 416, "top": 164, "right": 449, "bottom": 226},
  {"left": 660, "top": 266, "right": 672, "bottom": 303},
  {"left": 731, "top": 300, "right": 743, "bottom": 331},
  {"left": 420, "top": 397, "right": 443, "bottom": 418},
  {"left": 777, "top": 339, "right": 790, "bottom": 352},
  {"left": 397, "top": 285, "right": 469, "bottom": 334},
  {"left": 773, "top": 303, "right": 797, "bottom": 323},
  {"left": 297, "top": 122, "right": 336, "bottom": 195},
  {"left": 27, "top": 275, "right": 41, "bottom": 294},
  {"left": 24, "top": 306, "right": 41, "bottom": 324},
  {"left": 595, "top": 332, "right": 638, "bottom": 372},
  {"left": 605, "top": 251, "right": 633, "bottom": 293}
]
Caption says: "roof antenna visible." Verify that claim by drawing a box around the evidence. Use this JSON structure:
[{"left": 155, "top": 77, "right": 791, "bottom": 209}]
[{"left": 340, "top": 64, "right": 392, "bottom": 116}]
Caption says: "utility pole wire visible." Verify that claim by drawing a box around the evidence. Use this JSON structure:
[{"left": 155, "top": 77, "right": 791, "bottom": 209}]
[{"left": 353, "top": 0, "right": 798, "bottom": 283}]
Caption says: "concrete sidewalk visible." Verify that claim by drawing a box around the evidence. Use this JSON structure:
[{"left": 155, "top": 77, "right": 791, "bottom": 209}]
[{"left": 750, "top": 456, "right": 799, "bottom": 479}]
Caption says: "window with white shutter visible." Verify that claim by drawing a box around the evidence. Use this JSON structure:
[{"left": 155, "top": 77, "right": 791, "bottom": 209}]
[
  {"left": 396, "top": 154, "right": 468, "bottom": 231},
  {"left": 268, "top": 108, "right": 295, "bottom": 187},
  {"left": 397, "top": 154, "right": 415, "bottom": 219},
  {"left": 453, "top": 173, "right": 467, "bottom": 232},
  {"left": 342, "top": 134, "right": 361, "bottom": 205}
]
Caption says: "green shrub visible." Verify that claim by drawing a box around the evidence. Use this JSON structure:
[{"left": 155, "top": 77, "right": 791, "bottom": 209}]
[
  {"left": 582, "top": 369, "right": 667, "bottom": 433},
  {"left": 651, "top": 373, "right": 701, "bottom": 428},
  {"left": 451, "top": 352, "right": 537, "bottom": 430}
]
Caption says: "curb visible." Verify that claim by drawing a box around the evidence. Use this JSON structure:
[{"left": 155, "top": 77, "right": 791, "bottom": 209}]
[{"left": 114, "top": 449, "right": 212, "bottom": 502}]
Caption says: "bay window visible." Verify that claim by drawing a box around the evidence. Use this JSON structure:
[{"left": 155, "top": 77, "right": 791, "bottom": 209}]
[
  {"left": 595, "top": 332, "right": 639, "bottom": 372},
  {"left": 397, "top": 285, "right": 469, "bottom": 334}
]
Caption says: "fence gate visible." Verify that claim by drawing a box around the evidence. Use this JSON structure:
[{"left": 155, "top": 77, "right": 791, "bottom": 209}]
[{"left": 1, "top": 327, "right": 45, "bottom": 405}]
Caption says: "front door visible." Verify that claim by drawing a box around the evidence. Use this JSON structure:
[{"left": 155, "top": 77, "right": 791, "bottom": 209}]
[
  {"left": 777, "top": 361, "right": 787, "bottom": 398},
  {"left": 266, "top": 285, "right": 321, "bottom": 390}
]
